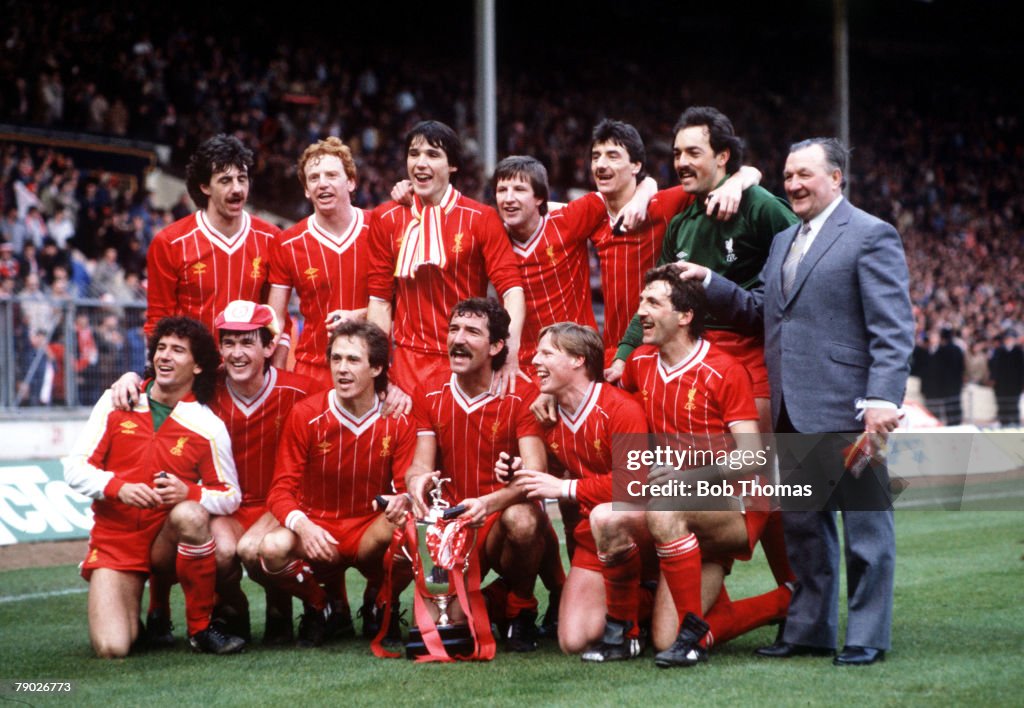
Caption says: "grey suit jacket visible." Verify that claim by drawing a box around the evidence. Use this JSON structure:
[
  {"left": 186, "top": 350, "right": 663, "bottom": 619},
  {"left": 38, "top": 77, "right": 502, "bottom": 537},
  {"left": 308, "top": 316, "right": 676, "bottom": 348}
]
[{"left": 706, "top": 198, "right": 913, "bottom": 432}]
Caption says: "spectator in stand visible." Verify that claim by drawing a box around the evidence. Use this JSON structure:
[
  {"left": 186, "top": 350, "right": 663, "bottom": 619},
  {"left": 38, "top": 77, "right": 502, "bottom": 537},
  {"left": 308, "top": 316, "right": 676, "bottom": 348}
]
[
  {"left": 95, "top": 312, "right": 127, "bottom": 391},
  {"left": 923, "top": 328, "right": 965, "bottom": 425},
  {"left": 74, "top": 312, "right": 101, "bottom": 405},
  {"left": 989, "top": 331, "right": 1024, "bottom": 427},
  {"left": 19, "top": 273, "right": 59, "bottom": 334},
  {"left": 1, "top": 208, "right": 28, "bottom": 250},
  {"left": 17, "top": 242, "right": 40, "bottom": 283},
  {"left": 38, "top": 237, "right": 70, "bottom": 286},
  {"left": 23, "top": 206, "right": 47, "bottom": 248},
  {"left": 17, "top": 328, "right": 60, "bottom": 406},
  {"left": 0, "top": 241, "right": 19, "bottom": 280},
  {"left": 91, "top": 247, "right": 125, "bottom": 298},
  {"left": 47, "top": 206, "right": 75, "bottom": 249},
  {"left": 964, "top": 340, "right": 990, "bottom": 386}
]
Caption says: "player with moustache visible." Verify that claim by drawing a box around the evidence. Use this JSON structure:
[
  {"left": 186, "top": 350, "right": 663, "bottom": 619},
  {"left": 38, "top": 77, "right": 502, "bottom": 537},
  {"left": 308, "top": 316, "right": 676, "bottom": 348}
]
[
  {"left": 405, "top": 298, "right": 548, "bottom": 651},
  {"left": 258, "top": 321, "right": 416, "bottom": 648},
  {"left": 63, "top": 317, "right": 243, "bottom": 657},
  {"left": 607, "top": 108, "right": 798, "bottom": 607},
  {"left": 367, "top": 121, "right": 525, "bottom": 398},
  {"left": 389, "top": 155, "right": 656, "bottom": 635},
  {"left": 508, "top": 323, "right": 652, "bottom": 662},
  {"left": 585, "top": 119, "right": 762, "bottom": 369},
  {"left": 620, "top": 267, "right": 792, "bottom": 668},
  {"left": 145, "top": 135, "right": 280, "bottom": 339},
  {"left": 611, "top": 106, "right": 798, "bottom": 436},
  {"left": 111, "top": 302, "right": 319, "bottom": 645}
]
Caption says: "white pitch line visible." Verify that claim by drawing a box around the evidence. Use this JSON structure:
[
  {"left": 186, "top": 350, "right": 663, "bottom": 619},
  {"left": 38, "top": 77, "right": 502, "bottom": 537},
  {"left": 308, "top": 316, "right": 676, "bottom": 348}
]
[
  {"left": 0, "top": 587, "right": 88, "bottom": 604},
  {"left": 897, "top": 489, "right": 1024, "bottom": 509}
]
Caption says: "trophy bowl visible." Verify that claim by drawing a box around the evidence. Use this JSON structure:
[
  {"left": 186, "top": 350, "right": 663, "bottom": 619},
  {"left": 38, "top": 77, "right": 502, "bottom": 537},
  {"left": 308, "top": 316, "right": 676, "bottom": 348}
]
[{"left": 405, "top": 479, "right": 478, "bottom": 659}]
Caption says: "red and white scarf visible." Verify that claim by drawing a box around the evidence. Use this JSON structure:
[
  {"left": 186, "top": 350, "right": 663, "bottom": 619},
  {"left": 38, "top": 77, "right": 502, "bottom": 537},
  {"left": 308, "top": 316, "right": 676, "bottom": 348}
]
[{"left": 394, "top": 185, "right": 460, "bottom": 279}]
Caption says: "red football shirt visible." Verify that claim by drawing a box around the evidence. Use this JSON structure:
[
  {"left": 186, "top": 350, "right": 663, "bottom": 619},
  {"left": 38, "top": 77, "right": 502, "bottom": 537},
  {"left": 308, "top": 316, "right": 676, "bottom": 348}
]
[
  {"left": 270, "top": 211, "right": 371, "bottom": 368},
  {"left": 510, "top": 193, "right": 605, "bottom": 366},
  {"left": 267, "top": 391, "right": 416, "bottom": 527},
  {"left": 145, "top": 211, "right": 279, "bottom": 336},
  {"left": 64, "top": 389, "right": 240, "bottom": 519},
  {"left": 414, "top": 372, "right": 541, "bottom": 504},
  {"left": 621, "top": 340, "right": 758, "bottom": 443},
  {"left": 209, "top": 367, "right": 318, "bottom": 506},
  {"left": 367, "top": 191, "right": 522, "bottom": 356},
  {"left": 544, "top": 382, "right": 648, "bottom": 516},
  {"left": 589, "top": 187, "right": 694, "bottom": 358}
]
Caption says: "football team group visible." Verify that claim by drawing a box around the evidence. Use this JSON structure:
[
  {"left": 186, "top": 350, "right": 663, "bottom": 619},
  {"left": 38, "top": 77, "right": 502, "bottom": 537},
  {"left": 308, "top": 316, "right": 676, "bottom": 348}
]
[{"left": 64, "top": 105, "right": 912, "bottom": 670}]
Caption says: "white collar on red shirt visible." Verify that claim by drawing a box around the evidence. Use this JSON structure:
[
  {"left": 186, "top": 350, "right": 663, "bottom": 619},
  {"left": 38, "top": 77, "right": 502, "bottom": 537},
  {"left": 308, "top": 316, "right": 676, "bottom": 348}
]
[
  {"left": 197, "top": 210, "right": 251, "bottom": 255},
  {"left": 226, "top": 368, "right": 276, "bottom": 417},
  {"left": 558, "top": 381, "right": 601, "bottom": 433},
  {"left": 308, "top": 209, "right": 364, "bottom": 253},
  {"left": 329, "top": 390, "right": 382, "bottom": 435},
  {"left": 450, "top": 373, "right": 498, "bottom": 415},
  {"left": 657, "top": 338, "right": 710, "bottom": 383}
]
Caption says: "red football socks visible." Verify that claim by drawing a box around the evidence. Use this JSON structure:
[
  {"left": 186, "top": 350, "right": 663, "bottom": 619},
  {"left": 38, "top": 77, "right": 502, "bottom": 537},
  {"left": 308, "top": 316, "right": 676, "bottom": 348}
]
[
  {"left": 599, "top": 543, "right": 641, "bottom": 636},
  {"left": 261, "top": 558, "right": 328, "bottom": 612},
  {"left": 656, "top": 533, "right": 702, "bottom": 628},
  {"left": 177, "top": 539, "right": 217, "bottom": 636}
]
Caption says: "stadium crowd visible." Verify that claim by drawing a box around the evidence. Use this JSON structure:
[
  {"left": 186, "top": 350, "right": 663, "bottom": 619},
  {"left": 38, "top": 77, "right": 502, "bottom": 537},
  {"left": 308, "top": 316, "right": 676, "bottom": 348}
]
[
  {"left": 0, "top": 0, "right": 1017, "bottom": 674},
  {"left": 3, "top": 2, "right": 1022, "bottom": 418}
]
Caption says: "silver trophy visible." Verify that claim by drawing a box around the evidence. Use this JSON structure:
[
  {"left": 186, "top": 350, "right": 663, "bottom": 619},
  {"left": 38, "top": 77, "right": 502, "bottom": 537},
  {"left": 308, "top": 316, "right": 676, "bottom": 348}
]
[{"left": 405, "top": 477, "right": 474, "bottom": 658}]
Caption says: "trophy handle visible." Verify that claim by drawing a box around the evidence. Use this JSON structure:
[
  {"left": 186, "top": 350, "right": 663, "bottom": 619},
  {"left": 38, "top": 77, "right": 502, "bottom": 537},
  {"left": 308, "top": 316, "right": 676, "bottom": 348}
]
[{"left": 442, "top": 504, "right": 467, "bottom": 520}]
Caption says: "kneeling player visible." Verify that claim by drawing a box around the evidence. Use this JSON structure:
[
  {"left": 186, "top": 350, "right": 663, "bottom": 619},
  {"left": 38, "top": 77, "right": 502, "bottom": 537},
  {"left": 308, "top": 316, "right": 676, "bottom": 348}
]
[
  {"left": 513, "top": 323, "right": 653, "bottom": 661},
  {"left": 63, "top": 317, "right": 243, "bottom": 657},
  {"left": 621, "top": 266, "right": 790, "bottom": 667},
  {"left": 258, "top": 322, "right": 415, "bottom": 647},
  {"left": 110, "top": 302, "right": 319, "bottom": 644},
  {"left": 406, "top": 298, "right": 549, "bottom": 651}
]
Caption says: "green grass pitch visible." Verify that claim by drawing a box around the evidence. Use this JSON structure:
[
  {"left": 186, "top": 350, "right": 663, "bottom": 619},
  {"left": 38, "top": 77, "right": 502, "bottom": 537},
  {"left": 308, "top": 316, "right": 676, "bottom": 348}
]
[{"left": 1, "top": 510, "right": 1021, "bottom": 707}]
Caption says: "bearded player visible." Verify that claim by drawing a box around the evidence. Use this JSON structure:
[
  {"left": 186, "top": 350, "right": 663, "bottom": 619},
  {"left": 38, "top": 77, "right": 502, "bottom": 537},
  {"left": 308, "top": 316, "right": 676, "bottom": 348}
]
[
  {"left": 621, "top": 266, "right": 791, "bottom": 668},
  {"left": 63, "top": 317, "right": 243, "bottom": 657},
  {"left": 405, "top": 297, "right": 548, "bottom": 651},
  {"left": 145, "top": 134, "right": 280, "bottom": 339},
  {"left": 367, "top": 120, "right": 525, "bottom": 397},
  {"left": 511, "top": 323, "right": 652, "bottom": 661},
  {"left": 258, "top": 321, "right": 416, "bottom": 647}
]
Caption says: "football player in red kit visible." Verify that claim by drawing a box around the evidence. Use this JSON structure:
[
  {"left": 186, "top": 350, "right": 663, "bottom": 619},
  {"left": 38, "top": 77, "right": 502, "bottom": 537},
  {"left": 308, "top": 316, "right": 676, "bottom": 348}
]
[
  {"left": 620, "top": 266, "right": 791, "bottom": 668},
  {"left": 367, "top": 121, "right": 525, "bottom": 397},
  {"left": 64, "top": 317, "right": 243, "bottom": 657},
  {"left": 268, "top": 137, "right": 371, "bottom": 387},
  {"left": 585, "top": 119, "right": 761, "bottom": 368},
  {"left": 145, "top": 135, "right": 280, "bottom": 338},
  {"left": 512, "top": 323, "right": 652, "bottom": 662},
  {"left": 405, "top": 298, "right": 549, "bottom": 651},
  {"left": 259, "top": 321, "right": 416, "bottom": 647}
]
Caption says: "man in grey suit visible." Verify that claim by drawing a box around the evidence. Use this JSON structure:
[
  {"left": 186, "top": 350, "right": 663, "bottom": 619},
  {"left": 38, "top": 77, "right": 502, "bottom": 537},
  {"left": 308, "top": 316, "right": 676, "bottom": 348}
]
[{"left": 674, "top": 137, "right": 913, "bottom": 666}]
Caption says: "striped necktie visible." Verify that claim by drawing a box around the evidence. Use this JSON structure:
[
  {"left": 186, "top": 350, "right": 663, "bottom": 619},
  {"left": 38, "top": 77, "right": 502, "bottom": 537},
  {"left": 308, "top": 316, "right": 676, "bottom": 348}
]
[{"left": 782, "top": 221, "right": 811, "bottom": 297}]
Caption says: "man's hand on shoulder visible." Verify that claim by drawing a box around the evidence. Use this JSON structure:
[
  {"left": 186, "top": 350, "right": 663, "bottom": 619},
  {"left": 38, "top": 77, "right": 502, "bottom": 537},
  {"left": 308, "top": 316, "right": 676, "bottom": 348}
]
[{"left": 110, "top": 372, "right": 143, "bottom": 410}]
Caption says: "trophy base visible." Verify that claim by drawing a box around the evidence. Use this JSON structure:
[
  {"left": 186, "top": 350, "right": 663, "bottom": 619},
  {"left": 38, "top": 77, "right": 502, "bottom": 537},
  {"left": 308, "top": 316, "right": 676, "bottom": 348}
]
[{"left": 405, "top": 623, "right": 475, "bottom": 659}]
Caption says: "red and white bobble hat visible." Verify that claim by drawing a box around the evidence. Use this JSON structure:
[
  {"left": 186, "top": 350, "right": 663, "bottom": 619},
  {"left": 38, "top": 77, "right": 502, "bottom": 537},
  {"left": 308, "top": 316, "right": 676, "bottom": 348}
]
[{"left": 214, "top": 300, "right": 281, "bottom": 336}]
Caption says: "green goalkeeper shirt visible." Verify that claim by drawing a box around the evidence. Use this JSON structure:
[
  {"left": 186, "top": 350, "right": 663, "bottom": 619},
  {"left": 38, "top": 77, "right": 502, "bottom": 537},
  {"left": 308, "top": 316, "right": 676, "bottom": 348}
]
[{"left": 616, "top": 177, "right": 797, "bottom": 362}]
